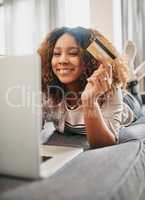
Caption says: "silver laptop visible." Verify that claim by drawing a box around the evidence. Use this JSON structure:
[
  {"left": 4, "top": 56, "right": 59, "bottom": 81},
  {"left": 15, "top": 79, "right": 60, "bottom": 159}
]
[{"left": 0, "top": 55, "right": 83, "bottom": 179}]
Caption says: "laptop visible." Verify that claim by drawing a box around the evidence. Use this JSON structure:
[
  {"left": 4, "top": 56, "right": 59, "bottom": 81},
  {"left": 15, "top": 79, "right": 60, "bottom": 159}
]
[{"left": 0, "top": 54, "right": 83, "bottom": 179}]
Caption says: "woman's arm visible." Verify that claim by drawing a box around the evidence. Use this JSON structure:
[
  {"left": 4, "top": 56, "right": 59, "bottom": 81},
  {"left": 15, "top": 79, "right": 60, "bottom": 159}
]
[
  {"left": 81, "top": 64, "right": 121, "bottom": 148},
  {"left": 81, "top": 82, "right": 116, "bottom": 148},
  {"left": 82, "top": 102, "right": 116, "bottom": 148}
]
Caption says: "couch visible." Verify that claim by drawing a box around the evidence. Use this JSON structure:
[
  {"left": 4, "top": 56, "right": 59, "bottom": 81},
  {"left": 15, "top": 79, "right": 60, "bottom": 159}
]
[{"left": 0, "top": 114, "right": 145, "bottom": 200}]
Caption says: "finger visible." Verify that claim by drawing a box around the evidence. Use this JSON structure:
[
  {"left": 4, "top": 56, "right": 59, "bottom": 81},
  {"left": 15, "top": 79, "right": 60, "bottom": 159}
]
[
  {"left": 87, "top": 77, "right": 96, "bottom": 86},
  {"left": 92, "top": 64, "right": 104, "bottom": 76},
  {"left": 89, "top": 69, "right": 104, "bottom": 83},
  {"left": 103, "top": 71, "right": 112, "bottom": 90},
  {"left": 107, "top": 64, "right": 112, "bottom": 80},
  {"left": 102, "top": 58, "right": 111, "bottom": 66},
  {"left": 101, "top": 63, "right": 112, "bottom": 87},
  {"left": 96, "top": 63, "right": 112, "bottom": 79},
  {"left": 97, "top": 60, "right": 112, "bottom": 76},
  {"left": 98, "top": 73, "right": 109, "bottom": 92},
  {"left": 88, "top": 71, "right": 107, "bottom": 93},
  {"left": 88, "top": 64, "right": 105, "bottom": 81}
]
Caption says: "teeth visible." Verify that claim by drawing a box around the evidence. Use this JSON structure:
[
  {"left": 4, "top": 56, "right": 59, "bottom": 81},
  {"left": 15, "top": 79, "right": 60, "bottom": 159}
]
[{"left": 58, "top": 69, "right": 73, "bottom": 75}]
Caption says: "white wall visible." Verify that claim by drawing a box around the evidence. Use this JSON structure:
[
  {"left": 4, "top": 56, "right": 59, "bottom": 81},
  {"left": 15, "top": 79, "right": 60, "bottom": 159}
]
[
  {"left": 65, "top": 0, "right": 90, "bottom": 27},
  {"left": 0, "top": 0, "right": 123, "bottom": 54},
  {"left": 90, "top": 0, "right": 114, "bottom": 40},
  {"left": 89, "top": 0, "right": 122, "bottom": 53}
]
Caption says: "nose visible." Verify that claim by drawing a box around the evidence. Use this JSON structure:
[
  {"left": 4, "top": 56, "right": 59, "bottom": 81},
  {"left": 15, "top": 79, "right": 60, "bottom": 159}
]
[{"left": 58, "top": 53, "right": 69, "bottom": 65}]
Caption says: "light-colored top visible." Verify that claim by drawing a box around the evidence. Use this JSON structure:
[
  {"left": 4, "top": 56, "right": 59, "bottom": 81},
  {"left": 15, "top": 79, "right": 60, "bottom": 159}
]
[
  {"left": 41, "top": 87, "right": 134, "bottom": 144},
  {"left": 64, "top": 87, "right": 134, "bottom": 141}
]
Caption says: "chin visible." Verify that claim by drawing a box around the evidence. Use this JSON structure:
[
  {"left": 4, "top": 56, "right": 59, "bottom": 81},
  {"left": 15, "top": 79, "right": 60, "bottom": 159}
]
[
  {"left": 57, "top": 76, "right": 77, "bottom": 84},
  {"left": 57, "top": 76, "right": 77, "bottom": 83},
  {"left": 58, "top": 79, "right": 75, "bottom": 84}
]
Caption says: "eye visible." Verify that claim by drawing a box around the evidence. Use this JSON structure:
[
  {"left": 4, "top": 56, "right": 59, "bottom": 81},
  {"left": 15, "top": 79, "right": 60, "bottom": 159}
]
[
  {"left": 53, "top": 51, "right": 61, "bottom": 57},
  {"left": 69, "top": 50, "right": 79, "bottom": 56}
]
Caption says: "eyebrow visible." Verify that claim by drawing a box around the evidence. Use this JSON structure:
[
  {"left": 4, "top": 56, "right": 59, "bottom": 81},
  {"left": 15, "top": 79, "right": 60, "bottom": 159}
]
[{"left": 53, "top": 47, "right": 79, "bottom": 50}]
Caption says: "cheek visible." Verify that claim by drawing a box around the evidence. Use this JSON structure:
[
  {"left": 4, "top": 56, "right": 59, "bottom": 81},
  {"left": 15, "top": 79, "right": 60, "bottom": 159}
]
[
  {"left": 51, "top": 58, "right": 57, "bottom": 72},
  {"left": 51, "top": 57, "right": 55, "bottom": 66},
  {"left": 72, "top": 58, "right": 84, "bottom": 70},
  {"left": 72, "top": 57, "right": 81, "bottom": 65},
  {"left": 75, "top": 59, "right": 85, "bottom": 73}
]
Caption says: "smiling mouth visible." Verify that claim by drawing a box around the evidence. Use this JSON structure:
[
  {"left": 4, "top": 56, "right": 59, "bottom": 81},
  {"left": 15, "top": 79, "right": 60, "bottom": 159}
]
[{"left": 56, "top": 68, "right": 74, "bottom": 75}]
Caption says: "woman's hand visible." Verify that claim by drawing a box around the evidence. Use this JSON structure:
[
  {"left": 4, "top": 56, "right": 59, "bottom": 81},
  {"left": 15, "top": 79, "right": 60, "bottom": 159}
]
[{"left": 81, "top": 63, "right": 112, "bottom": 107}]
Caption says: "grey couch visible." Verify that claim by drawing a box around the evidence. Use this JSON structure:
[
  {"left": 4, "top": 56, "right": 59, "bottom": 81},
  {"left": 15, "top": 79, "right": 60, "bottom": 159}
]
[{"left": 0, "top": 115, "right": 145, "bottom": 200}]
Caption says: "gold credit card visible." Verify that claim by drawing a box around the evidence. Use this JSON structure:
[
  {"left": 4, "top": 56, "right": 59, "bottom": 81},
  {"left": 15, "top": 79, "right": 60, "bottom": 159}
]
[{"left": 87, "top": 37, "right": 117, "bottom": 63}]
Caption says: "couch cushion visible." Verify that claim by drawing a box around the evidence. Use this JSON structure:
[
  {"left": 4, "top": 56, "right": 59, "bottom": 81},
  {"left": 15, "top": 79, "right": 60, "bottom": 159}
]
[
  {"left": 1, "top": 140, "right": 145, "bottom": 200},
  {"left": 119, "top": 115, "right": 145, "bottom": 143}
]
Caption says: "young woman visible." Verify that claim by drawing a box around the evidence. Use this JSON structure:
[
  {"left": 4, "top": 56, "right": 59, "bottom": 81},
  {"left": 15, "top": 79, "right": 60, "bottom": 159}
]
[{"left": 38, "top": 27, "right": 134, "bottom": 148}]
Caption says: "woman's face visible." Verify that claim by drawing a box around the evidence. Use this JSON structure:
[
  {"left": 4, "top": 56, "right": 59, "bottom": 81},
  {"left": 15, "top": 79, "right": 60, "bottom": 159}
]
[{"left": 51, "top": 33, "right": 85, "bottom": 89}]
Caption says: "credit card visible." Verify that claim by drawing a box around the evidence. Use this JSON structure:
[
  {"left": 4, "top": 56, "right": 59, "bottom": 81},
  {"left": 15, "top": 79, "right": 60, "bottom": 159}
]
[{"left": 87, "top": 37, "right": 117, "bottom": 63}]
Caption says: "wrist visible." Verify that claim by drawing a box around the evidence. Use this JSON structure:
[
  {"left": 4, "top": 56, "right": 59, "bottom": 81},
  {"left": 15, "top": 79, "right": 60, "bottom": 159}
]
[{"left": 82, "top": 100, "right": 100, "bottom": 114}]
